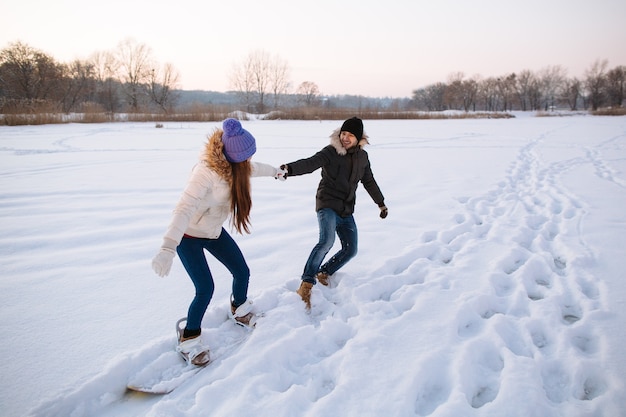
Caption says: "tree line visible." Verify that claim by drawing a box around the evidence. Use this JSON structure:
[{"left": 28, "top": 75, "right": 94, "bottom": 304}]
[
  {"left": 1, "top": 40, "right": 624, "bottom": 119},
  {"left": 412, "top": 62, "right": 625, "bottom": 112},
  {"left": 0, "top": 39, "right": 180, "bottom": 115}
]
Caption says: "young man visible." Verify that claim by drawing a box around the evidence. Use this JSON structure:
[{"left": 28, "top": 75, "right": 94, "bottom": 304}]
[{"left": 280, "top": 117, "right": 388, "bottom": 309}]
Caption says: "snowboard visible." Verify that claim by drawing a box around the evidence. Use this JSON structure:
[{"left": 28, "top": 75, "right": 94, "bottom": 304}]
[
  {"left": 127, "top": 350, "right": 204, "bottom": 394},
  {"left": 127, "top": 318, "right": 254, "bottom": 394}
]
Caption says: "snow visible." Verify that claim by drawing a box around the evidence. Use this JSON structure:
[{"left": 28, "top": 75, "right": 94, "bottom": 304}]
[{"left": 1, "top": 114, "right": 625, "bottom": 417}]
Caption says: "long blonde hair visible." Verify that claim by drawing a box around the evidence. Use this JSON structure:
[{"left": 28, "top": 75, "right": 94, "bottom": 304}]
[{"left": 230, "top": 160, "right": 253, "bottom": 234}]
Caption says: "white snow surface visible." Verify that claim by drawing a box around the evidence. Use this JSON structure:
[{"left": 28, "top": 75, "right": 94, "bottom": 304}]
[{"left": 1, "top": 115, "right": 625, "bottom": 417}]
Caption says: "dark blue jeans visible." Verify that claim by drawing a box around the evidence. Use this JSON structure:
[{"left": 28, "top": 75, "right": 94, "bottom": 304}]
[
  {"left": 302, "top": 208, "right": 358, "bottom": 284},
  {"left": 176, "top": 228, "right": 250, "bottom": 331}
]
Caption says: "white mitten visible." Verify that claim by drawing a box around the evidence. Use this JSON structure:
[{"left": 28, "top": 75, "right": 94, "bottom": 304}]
[
  {"left": 151, "top": 238, "right": 177, "bottom": 277},
  {"left": 275, "top": 165, "right": 288, "bottom": 181}
]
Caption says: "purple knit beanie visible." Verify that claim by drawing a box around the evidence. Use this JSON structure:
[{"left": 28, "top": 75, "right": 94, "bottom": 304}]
[{"left": 221, "top": 118, "right": 257, "bottom": 163}]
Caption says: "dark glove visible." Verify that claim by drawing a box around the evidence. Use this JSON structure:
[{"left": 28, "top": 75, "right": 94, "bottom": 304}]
[{"left": 379, "top": 205, "right": 388, "bottom": 219}]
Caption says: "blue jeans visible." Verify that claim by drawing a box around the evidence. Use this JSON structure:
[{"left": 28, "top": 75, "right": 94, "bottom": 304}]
[
  {"left": 302, "top": 208, "right": 358, "bottom": 284},
  {"left": 176, "top": 228, "right": 250, "bottom": 331}
]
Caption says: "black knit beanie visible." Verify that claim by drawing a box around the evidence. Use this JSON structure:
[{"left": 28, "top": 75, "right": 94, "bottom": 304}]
[{"left": 340, "top": 117, "right": 363, "bottom": 140}]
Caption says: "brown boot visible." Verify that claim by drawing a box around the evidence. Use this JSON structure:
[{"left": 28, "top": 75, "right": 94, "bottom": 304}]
[
  {"left": 297, "top": 281, "right": 314, "bottom": 309},
  {"left": 177, "top": 335, "right": 211, "bottom": 366},
  {"left": 316, "top": 272, "right": 330, "bottom": 286},
  {"left": 230, "top": 300, "right": 257, "bottom": 329},
  {"left": 175, "top": 318, "right": 210, "bottom": 366}
]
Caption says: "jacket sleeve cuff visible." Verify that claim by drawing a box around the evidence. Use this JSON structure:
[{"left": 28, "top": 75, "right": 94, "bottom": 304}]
[{"left": 161, "top": 237, "right": 178, "bottom": 251}]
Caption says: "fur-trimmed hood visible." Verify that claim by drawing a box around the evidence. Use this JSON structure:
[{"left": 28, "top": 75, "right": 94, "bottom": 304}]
[
  {"left": 161, "top": 129, "right": 277, "bottom": 243},
  {"left": 329, "top": 127, "right": 370, "bottom": 155},
  {"left": 201, "top": 128, "right": 232, "bottom": 186}
]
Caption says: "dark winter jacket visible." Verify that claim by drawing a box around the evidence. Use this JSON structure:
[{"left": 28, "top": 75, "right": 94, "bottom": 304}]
[{"left": 286, "top": 127, "right": 385, "bottom": 217}]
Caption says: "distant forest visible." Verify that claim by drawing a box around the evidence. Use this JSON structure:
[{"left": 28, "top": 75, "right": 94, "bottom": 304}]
[{"left": 1, "top": 40, "right": 624, "bottom": 125}]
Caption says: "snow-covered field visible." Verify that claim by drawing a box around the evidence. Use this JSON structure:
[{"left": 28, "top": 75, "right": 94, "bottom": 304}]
[{"left": 1, "top": 115, "right": 625, "bottom": 417}]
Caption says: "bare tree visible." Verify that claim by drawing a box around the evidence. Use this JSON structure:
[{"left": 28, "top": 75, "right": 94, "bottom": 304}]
[
  {"left": 413, "top": 83, "right": 447, "bottom": 111},
  {"left": 90, "top": 50, "right": 120, "bottom": 113},
  {"left": 149, "top": 62, "right": 180, "bottom": 113},
  {"left": 250, "top": 50, "right": 271, "bottom": 112},
  {"left": 91, "top": 50, "right": 118, "bottom": 82},
  {"left": 563, "top": 77, "right": 582, "bottom": 110},
  {"left": 296, "top": 81, "right": 320, "bottom": 106},
  {"left": 230, "top": 50, "right": 291, "bottom": 113},
  {"left": 0, "top": 41, "right": 62, "bottom": 101},
  {"left": 496, "top": 74, "right": 516, "bottom": 111},
  {"left": 515, "top": 70, "right": 539, "bottom": 111},
  {"left": 269, "top": 54, "right": 290, "bottom": 109},
  {"left": 444, "top": 72, "right": 465, "bottom": 110},
  {"left": 444, "top": 72, "right": 479, "bottom": 111},
  {"left": 230, "top": 56, "right": 255, "bottom": 112},
  {"left": 538, "top": 65, "right": 567, "bottom": 110},
  {"left": 605, "top": 65, "right": 625, "bottom": 107},
  {"left": 477, "top": 77, "right": 501, "bottom": 111},
  {"left": 116, "top": 38, "right": 154, "bottom": 112},
  {"left": 462, "top": 77, "right": 480, "bottom": 111},
  {"left": 584, "top": 59, "right": 608, "bottom": 110},
  {"left": 59, "top": 59, "right": 95, "bottom": 112}
]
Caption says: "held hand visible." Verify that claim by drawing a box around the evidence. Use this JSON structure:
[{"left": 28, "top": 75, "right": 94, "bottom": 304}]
[
  {"left": 379, "top": 205, "right": 388, "bottom": 219},
  {"left": 152, "top": 248, "right": 175, "bottom": 277},
  {"left": 275, "top": 164, "right": 288, "bottom": 181}
]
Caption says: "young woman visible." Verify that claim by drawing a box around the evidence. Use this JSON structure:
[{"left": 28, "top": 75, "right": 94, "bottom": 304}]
[{"left": 151, "top": 118, "right": 283, "bottom": 366}]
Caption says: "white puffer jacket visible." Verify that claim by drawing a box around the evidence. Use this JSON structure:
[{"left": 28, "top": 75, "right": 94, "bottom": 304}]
[{"left": 162, "top": 128, "right": 277, "bottom": 245}]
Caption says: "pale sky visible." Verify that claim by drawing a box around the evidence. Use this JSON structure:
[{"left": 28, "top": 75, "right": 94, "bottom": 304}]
[{"left": 2, "top": 0, "right": 625, "bottom": 98}]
